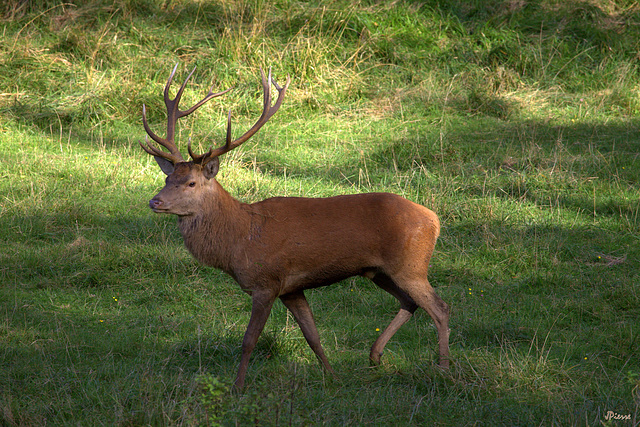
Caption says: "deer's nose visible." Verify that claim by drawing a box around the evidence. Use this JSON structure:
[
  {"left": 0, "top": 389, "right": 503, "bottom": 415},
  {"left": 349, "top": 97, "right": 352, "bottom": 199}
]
[{"left": 149, "top": 197, "right": 163, "bottom": 210}]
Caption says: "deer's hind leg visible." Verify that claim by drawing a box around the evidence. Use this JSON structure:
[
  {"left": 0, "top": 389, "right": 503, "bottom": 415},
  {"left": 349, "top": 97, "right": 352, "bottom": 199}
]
[
  {"left": 369, "top": 274, "right": 418, "bottom": 365},
  {"left": 395, "top": 275, "right": 450, "bottom": 369},
  {"left": 372, "top": 272, "right": 450, "bottom": 369}
]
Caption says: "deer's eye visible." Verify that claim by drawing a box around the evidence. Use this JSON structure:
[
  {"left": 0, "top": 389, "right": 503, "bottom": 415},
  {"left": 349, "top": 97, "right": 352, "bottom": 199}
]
[{"left": 188, "top": 182, "right": 196, "bottom": 187}]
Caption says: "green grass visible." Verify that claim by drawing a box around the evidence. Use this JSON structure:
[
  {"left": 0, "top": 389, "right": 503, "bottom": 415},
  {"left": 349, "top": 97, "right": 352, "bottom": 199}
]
[{"left": 1, "top": 0, "right": 640, "bottom": 425}]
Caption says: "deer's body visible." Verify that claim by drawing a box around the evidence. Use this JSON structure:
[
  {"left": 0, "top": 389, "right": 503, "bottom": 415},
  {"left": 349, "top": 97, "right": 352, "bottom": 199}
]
[
  {"left": 141, "top": 65, "right": 450, "bottom": 389},
  {"left": 178, "top": 185, "right": 439, "bottom": 292}
]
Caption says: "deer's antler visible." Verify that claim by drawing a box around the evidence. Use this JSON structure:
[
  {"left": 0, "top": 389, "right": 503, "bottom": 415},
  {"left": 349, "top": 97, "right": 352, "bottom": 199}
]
[
  {"left": 140, "top": 64, "right": 232, "bottom": 164},
  {"left": 190, "top": 68, "right": 290, "bottom": 165}
]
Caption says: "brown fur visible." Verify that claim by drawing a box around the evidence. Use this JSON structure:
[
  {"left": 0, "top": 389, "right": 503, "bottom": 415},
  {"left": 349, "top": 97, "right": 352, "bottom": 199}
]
[{"left": 149, "top": 161, "right": 450, "bottom": 389}]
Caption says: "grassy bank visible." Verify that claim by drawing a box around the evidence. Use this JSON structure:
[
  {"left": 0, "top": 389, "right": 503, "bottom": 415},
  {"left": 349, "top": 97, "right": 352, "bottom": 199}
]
[{"left": 1, "top": 0, "right": 639, "bottom": 425}]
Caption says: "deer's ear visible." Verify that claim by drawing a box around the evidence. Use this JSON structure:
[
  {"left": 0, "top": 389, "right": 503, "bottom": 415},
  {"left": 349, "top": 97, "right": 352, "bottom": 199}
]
[
  {"left": 203, "top": 157, "right": 219, "bottom": 179},
  {"left": 154, "top": 156, "right": 175, "bottom": 175}
]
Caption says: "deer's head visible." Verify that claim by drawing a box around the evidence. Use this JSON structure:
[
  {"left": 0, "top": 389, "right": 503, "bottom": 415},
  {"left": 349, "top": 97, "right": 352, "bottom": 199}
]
[{"left": 141, "top": 65, "right": 289, "bottom": 216}]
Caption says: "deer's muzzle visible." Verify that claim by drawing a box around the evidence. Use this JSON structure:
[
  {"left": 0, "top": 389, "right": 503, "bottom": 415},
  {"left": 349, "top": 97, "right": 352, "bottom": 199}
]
[{"left": 149, "top": 197, "right": 165, "bottom": 212}]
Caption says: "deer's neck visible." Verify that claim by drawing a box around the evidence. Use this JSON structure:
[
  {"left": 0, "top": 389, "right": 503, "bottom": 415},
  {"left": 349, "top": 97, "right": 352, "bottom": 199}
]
[{"left": 177, "top": 183, "right": 249, "bottom": 273}]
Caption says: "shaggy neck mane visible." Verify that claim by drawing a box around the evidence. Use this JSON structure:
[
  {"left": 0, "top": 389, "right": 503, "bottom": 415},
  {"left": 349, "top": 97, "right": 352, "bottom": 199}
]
[{"left": 177, "top": 182, "right": 248, "bottom": 272}]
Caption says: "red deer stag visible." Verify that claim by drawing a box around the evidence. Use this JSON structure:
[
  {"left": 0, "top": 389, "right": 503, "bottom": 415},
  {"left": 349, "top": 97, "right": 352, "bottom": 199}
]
[{"left": 140, "top": 64, "right": 450, "bottom": 389}]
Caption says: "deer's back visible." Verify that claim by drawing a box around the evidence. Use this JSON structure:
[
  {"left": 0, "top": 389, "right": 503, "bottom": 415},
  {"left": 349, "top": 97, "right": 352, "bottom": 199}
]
[{"left": 249, "top": 192, "right": 436, "bottom": 238}]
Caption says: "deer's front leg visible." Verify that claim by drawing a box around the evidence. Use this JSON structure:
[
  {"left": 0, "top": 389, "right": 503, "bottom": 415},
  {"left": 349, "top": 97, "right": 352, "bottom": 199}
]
[{"left": 235, "top": 290, "right": 276, "bottom": 390}]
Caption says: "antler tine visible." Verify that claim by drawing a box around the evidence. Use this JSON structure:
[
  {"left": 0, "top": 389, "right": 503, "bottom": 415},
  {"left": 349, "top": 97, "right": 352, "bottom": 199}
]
[
  {"left": 139, "top": 135, "right": 176, "bottom": 159},
  {"left": 182, "top": 84, "right": 233, "bottom": 117},
  {"left": 163, "top": 63, "right": 180, "bottom": 106},
  {"left": 201, "top": 68, "right": 290, "bottom": 162},
  {"left": 142, "top": 64, "right": 232, "bottom": 165},
  {"left": 187, "top": 138, "right": 207, "bottom": 163}
]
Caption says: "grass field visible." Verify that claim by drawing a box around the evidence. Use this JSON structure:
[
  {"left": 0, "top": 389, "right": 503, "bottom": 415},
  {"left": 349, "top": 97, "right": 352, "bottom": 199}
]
[{"left": 1, "top": 0, "right": 639, "bottom": 425}]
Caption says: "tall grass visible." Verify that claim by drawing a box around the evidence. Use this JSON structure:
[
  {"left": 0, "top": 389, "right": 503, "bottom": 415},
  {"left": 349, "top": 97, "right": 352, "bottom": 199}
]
[{"left": 1, "top": 0, "right": 639, "bottom": 425}]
